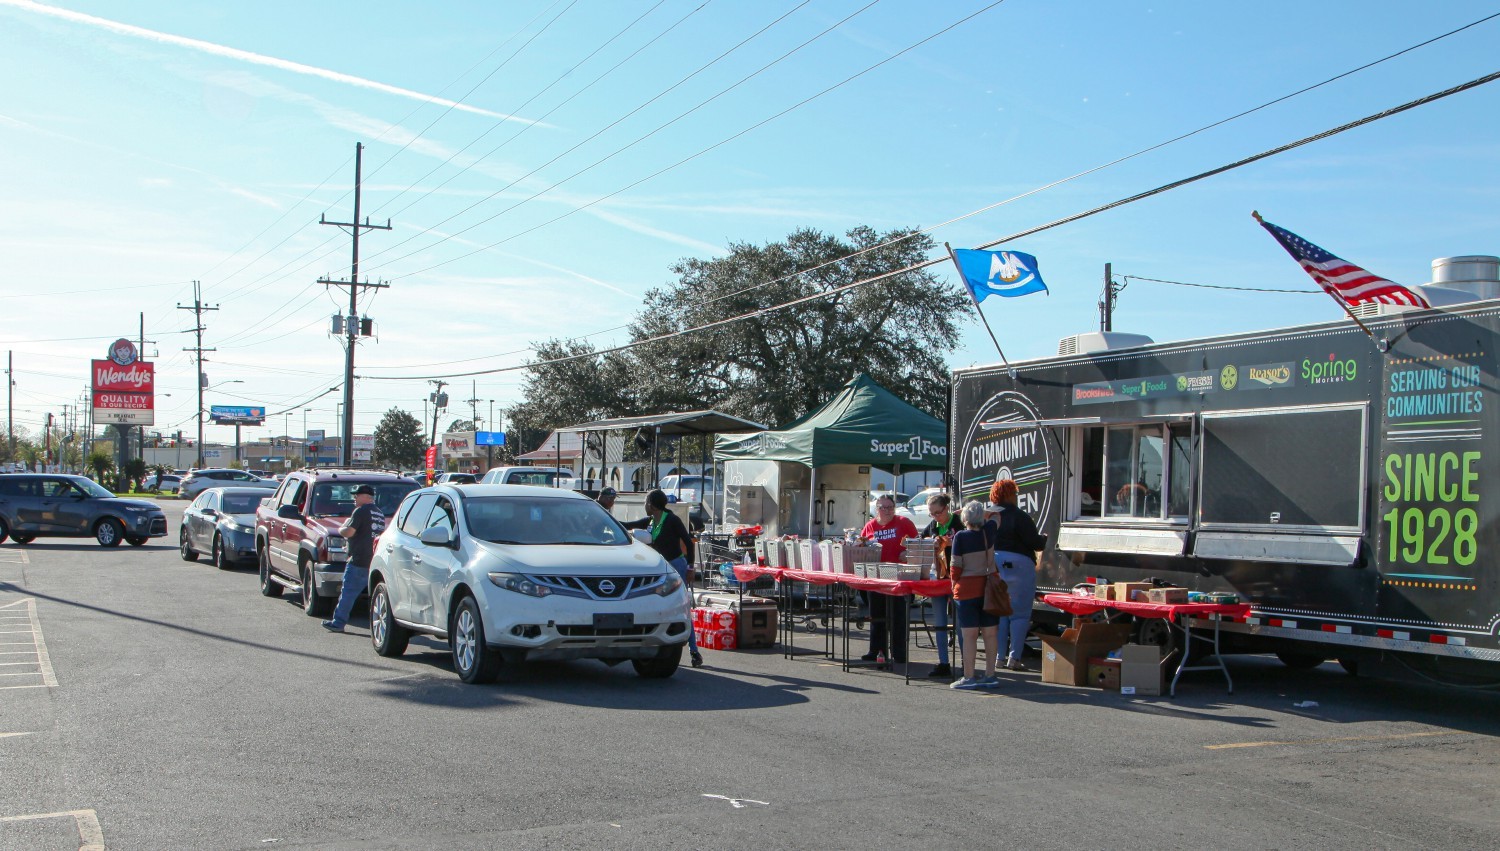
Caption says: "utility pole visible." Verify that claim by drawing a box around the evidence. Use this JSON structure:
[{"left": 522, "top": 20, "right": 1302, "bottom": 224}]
[
  {"left": 178, "top": 280, "right": 218, "bottom": 468},
  {"left": 1099, "top": 262, "right": 1116, "bottom": 333},
  {"left": 319, "top": 142, "right": 391, "bottom": 467},
  {"left": 428, "top": 380, "right": 448, "bottom": 449},
  {"left": 5, "top": 351, "right": 13, "bottom": 461},
  {"left": 137, "top": 312, "right": 157, "bottom": 465}
]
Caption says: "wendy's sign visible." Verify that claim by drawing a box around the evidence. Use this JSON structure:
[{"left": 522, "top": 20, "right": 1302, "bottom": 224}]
[
  {"left": 92, "top": 360, "right": 155, "bottom": 392},
  {"left": 91, "top": 351, "right": 154, "bottom": 426}
]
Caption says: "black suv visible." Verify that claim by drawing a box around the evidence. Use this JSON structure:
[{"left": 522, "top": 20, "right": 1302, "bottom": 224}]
[{"left": 0, "top": 474, "right": 168, "bottom": 547}]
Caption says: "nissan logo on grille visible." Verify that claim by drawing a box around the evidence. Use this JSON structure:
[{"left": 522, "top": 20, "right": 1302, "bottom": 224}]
[{"left": 598, "top": 579, "right": 616, "bottom": 595}]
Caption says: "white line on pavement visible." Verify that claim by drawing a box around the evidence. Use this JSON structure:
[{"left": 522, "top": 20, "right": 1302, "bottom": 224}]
[{"left": 0, "top": 808, "right": 105, "bottom": 850}]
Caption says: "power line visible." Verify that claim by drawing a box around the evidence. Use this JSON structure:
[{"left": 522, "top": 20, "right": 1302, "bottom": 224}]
[
  {"left": 359, "top": 0, "right": 829, "bottom": 271},
  {"left": 353, "top": 8, "right": 1500, "bottom": 375},
  {"left": 177, "top": 280, "right": 219, "bottom": 466},
  {"left": 366, "top": 0, "right": 704, "bottom": 224},
  {"left": 1119, "top": 275, "right": 1319, "bottom": 295},
  {"left": 358, "top": 66, "right": 1500, "bottom": 383}
]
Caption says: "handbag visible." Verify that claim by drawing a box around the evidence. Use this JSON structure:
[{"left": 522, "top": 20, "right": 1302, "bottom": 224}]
[
  {"left": 934, "top": 533, "right": 951, "bottom": 579},
  {"left": 983, "top": 563, "right": 1012, "bottom": 617}
]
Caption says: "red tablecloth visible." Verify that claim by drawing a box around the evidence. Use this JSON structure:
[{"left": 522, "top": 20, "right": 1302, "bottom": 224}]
[
  {"left": 734, "top": 565, "right": 951, "bottom": 597},
  {"left": 1041, "top": 593, "right": 1250, "bottom": 620}
]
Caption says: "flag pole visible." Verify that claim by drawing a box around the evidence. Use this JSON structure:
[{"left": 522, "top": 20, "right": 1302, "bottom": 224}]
[
  {"left": 945, "top": 242, "right": 1015, "bottom": 375},
  {"left": 1252, "top": 211, "right": 1387, "bottom": 351}
]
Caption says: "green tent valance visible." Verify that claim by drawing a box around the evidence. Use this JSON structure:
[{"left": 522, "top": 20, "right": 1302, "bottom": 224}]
[{"left": 714, "top": 374, "right": 948, "bottom": 472}]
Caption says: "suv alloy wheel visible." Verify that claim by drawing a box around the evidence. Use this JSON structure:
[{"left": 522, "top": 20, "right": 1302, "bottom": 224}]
[
  {"left": 450, "top": 596, "right": 501, "bottom": 684},
  {"left": 370, "top": 581, "right": 409, "bottom": 657},
  {"left": 258, "top": 548, "right": 283, "bottom": 598},
  {"left": 95, "top": 518, "right": 124, "bottom": 547},
  {"left": 300, "top": 561, "right": 331, "bottom": 617}
]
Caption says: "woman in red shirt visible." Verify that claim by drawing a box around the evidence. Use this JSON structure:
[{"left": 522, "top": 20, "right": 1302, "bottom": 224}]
[{"left": 859, "top": 494, "right": 919, "bottom": 664}]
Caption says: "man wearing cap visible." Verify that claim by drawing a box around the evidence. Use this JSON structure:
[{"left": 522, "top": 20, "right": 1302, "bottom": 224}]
[
  {"left": 596, "top": 486, "right": 618, "bottom": 514},
  {"left": 323, "top": 484, "right": 387, "bottom": 633}
]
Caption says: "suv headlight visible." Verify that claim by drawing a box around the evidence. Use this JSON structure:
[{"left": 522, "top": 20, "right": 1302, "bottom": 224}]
[
  {"left": 655, "top": 571, "right": 683, "bottom": 597},
  {"left": 488, "top": 572, "right": 551, "bottom": 598}
]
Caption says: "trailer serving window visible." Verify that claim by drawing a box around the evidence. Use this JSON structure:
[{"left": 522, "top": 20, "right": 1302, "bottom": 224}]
[
  {"left": 1068, "top": 421, "right": 1192, "bottom": 522},
  {"left": 1197, "top": 404, "right": 1365, "bottom": 532}
]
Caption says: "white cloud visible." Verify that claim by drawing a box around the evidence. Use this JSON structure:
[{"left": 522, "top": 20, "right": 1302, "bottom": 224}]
[{"left": 0, "top": 0, "right": 537, "bottom": 124}]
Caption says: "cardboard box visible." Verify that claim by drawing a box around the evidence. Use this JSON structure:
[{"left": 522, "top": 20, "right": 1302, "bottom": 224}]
[
  {"left": 1119, "top": 643, "right": 1177, "bottom": 696},
  {"left": 1087, "top": 657, "right": 1121, "bottom": 690},
  {"left": 1114, "top": 582, "right": 1151, "bottom": 604},
  {"left": 1040, "top": 622, "right": 1133, "bottom": 686},
  {"left": 1146, "top": 587, "right": 1188, "bottom": 605},
  {"left": 1093, "top": 583, "right": 1115, "bottom": 601}
]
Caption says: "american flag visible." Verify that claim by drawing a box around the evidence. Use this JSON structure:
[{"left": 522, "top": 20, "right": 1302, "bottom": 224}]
[{"left": 1256, "top": 216, "right": 1429, "bottom": 308}]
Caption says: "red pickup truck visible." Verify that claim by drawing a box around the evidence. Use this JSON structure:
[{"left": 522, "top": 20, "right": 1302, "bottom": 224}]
[{"left": 255, "top": 469, "right": 419, "bottom": 616}]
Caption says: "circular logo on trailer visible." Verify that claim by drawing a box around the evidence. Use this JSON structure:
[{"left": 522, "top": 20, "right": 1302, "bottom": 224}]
[
  {"left": 108, "top": 338, "right": 139, "bottom": 366},
  {"left": 1175, "top": 375, "right": 1188, "bottom": 392},
  {"left": 1220, "top": 364, "right": 1238, "bottom": 390},
  {"left": 960, "top": 390, "right": 1056, "bottom": 527}
]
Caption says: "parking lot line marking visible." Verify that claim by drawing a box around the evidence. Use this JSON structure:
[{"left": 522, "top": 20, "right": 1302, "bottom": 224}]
[
  {"left": 1205, "top": 730, "right": 1453, "bottom": 750},
  {"left": 0, "top": 599, "right": 56, "bottom": 688},
  {"left": 0, "top": 732, "right": 34, "bottom": 739},
  {"left": 0, "top": 661, "right": 40, "bottom": 666},
  {"left": 0, "top": 808, "right": 104, "bottom": 850}
]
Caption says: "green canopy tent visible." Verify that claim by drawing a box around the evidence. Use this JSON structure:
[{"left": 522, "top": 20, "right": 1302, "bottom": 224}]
[{"left": 715, "top": 374, "right": 948, "bottom": 537}]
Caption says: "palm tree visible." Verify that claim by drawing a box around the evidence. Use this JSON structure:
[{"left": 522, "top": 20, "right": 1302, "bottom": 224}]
[{"left": 87, "top": 451, "right": 113, "bottom": 482}]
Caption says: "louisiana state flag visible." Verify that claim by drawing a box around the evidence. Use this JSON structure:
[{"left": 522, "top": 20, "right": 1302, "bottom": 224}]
[{"left": 952, "top": 249, "right": 1049, "bottom": 302}]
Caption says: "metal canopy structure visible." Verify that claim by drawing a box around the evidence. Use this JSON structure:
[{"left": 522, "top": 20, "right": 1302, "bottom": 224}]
[{"left": 567, "top": 410, "right": 767, "bottom": 437}]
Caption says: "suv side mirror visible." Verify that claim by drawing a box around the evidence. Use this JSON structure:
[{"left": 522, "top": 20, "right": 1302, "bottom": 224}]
[
  {"left": 276, "top": 504, "right": 301, "bottom": 520},
  {"left": 419, "top": 526, "right": 453, "bottom": 548}
]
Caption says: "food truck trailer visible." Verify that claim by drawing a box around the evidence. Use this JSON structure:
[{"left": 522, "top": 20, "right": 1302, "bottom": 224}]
[{"left": 950, "top": 256, "right": 1500, "bottom": 683}]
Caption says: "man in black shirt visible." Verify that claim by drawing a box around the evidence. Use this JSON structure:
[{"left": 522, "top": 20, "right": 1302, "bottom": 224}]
[
  {"left": 623, "top": 489, "right": 701, "bottom": 667},
  {"left": 323, "top": 484, "right": 387, "bottom": 633}
]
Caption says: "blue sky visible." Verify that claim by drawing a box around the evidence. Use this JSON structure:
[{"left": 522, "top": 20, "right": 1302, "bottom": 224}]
[{"left": 2, "top": 0, "right": 1497, "bottom": 448}]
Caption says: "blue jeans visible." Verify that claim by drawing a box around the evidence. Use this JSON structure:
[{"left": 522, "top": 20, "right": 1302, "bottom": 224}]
[
  {"left": 995, "top": 551, "right": 1037, "bottom": 662},
  {"left": 928, "top": 597, "right": 951, "bottom": 666},
  {"left": 670, "top": 557, "right": 699, "bottom": 656},
  {"left": 329, "top": 563, "right": 369, "bottom": 627}
]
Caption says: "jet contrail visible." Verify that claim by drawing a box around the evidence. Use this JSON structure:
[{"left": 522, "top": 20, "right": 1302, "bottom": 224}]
[{"left": 1, "top": 0, "right": 535, "bottom": 124}]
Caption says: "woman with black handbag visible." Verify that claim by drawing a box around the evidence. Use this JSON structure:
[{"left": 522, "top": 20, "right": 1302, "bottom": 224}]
[
  {"left": 947, "top": 501, "right": 1001, "bottom": 689},
  {"left": 986, "top": 479, "right": 1047, "bottom": 671}
]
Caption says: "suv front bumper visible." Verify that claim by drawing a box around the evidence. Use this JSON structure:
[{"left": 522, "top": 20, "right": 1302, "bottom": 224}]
[{"left": 477, "top": 584, "right": 691, "bottom": 662}]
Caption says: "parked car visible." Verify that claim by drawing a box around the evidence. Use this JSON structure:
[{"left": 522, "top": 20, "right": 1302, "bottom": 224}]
[
  {"left": 0, "top": 474, "right": 168, "bottom": 547},
  {"left": 897, "top": 487, "right": 945, "bottom": 527},
  {"left": 180, "top": 487, "right": 268, "bottom": 569},
  {"left": 478, "top": 466, "right": 577, "bottom": 488},
  {"left": 368, "top": 484, "right": 692, "bottom": 683},
  {"left": 867, "top": 490, "right": 910, "bottom": 519},
  {"left": 432, "top": 472, "right": 478, "bottom": 485},
  {"left": 247, "top": 470, "right": 270, "bottom": 479},
  {"left": 149, "top": 473, "right": 183, "bottom": 494},
  {"left": 657, "top": 474, "right": 717, "bottom": 531},
  {"left": 181, "top": 468, "right": 278, "bottom": 499},
  {"left": 255, "top": 469, "right": 419, "bottom": 616}
]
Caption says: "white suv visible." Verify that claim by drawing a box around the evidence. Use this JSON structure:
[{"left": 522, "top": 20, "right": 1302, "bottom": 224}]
[{"left": 367, "top": 484, "right": 692, "bottom": 683}]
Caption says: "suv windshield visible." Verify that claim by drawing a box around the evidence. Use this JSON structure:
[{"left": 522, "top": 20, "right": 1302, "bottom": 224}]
[
  {"left": 308, "top": 481, "right": 417, "bottom": 517},
  {"left": 464, "top": 496, "right": 630, "bottom": 546},
  {"left": 71, "top": 478, "right": 115, "bottom": 499}
]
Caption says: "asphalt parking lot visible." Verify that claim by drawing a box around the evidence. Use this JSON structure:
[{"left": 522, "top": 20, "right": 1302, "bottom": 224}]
[{"left": 2, "top": 505, "right": 1499, "bottom": 850}]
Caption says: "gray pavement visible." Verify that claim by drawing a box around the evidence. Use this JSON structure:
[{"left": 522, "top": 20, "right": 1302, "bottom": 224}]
[{"left": 2, "top": 510, "right": 1499, "bottom": 849}]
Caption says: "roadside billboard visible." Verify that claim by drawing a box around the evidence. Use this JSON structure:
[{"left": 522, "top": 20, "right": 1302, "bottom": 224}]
[
  {"left": 209, "top": 405, "right": 265, "bottom": 425},
  {"left": 352, "top": 434, "right": 374, "bottom": 463}
]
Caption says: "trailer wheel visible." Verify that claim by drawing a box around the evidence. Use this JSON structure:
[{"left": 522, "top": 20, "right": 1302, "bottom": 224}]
[
  {"left": 1135, "top": 618, "right": 1176, "bottom": 655},
  {"left": 1337, "top": 657, "right": 1360, "bottom": 677},
  {"left": 1275, "top": 650, "right": 1325, "bottom": 670}
]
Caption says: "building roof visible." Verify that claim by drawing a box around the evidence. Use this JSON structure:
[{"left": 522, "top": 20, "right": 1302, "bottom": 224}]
[{"left": 566, "top": 409, "right": 767, "bottom": 436}]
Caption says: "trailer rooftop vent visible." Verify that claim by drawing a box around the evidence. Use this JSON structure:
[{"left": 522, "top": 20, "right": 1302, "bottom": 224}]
[
  {"left": 1057, "top": 331, "right": 1155, "bottom": 356},
  {"left": 1348, "top": 255, "right": 1497, "bottom": 318}
]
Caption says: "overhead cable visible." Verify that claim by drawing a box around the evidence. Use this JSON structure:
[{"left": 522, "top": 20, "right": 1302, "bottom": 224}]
[{"left": 358, "top": 67, "right": 1500, "bottom": 382}]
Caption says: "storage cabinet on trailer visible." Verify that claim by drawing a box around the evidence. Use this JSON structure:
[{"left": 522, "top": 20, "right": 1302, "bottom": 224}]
[{"left": 951, "top": 300, "right": 1500, "bottom": 681}]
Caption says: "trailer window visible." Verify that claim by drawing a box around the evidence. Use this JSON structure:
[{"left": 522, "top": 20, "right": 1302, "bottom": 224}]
[
  {"left": 1070, "top": 422, "right": 1188, "bottom": 522},
  {"left": 1199, "top": 406, "right": 1364, "bottom": 531}
]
